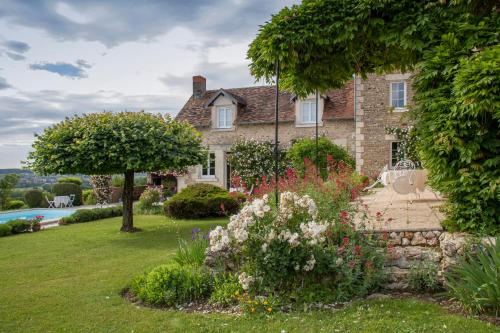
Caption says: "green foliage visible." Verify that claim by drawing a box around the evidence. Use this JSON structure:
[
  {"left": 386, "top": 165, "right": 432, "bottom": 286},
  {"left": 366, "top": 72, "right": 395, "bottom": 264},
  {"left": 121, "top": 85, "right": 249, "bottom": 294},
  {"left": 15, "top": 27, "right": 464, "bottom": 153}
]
[
  {"left": 82, "top": 189, "right": 97, "bottom": 205},
  {"left": 164, "top": 184, "right": 242, "bottom": 219},
  {"left": 6, "top": 219, "right": 31, "bottom": 234},
  {"left": 60, "top": 206, "right": 123, "bottom": 225},
  {"left": 135, "top": 188, "right": 162, "bottom": 215},
  {"left": 228, "top": 139, "right": 289, "bottom": 188},
  {"left": 28, "top": 112, "right": 206, "bottom": 176},
  {"left": 288, "top": 137, "right": 354, "bottom": 179},
  {"left": 173, "top": 232, "right": 209, "bottom": 267},
  {"left": 24, "top": 189, "right": 45, "bottom": 208},
  {"left": 134, "top": 176, "right": 147, "bottom": 186},
  {"left": 407, "top": 261, "right": 440, "bottom": 292},
  {"left": 57, "top": 177, "right": 83, "bottom": 185},
  {"left": 52, "top": 182, "right": 83, "bottom": 206},
  {"left": 130, "top": 265, "right": 213, "bottom": 306},
  {"left": 5, "top": 200, "right": 26, "bottom": 210},
  {"left": 0, "top": 174, "right": 20, "bottom": 210},
  {"left": 416, "top": 44, "right": 500, "bottom": 234},
  {"left": 111, "top": 175, "right": 124, "bottom": 187},
  {"left": 209, "top": 274, "right": 243, "bottom": 307},
  {"left": 0, "top": 224, "right": 12, "bottom": 237},
  {"left": 385, "top": 126, "right": 422, "bottom": 168},
  {"left": 445, "top": 239, "right": 500, "bottom": 316},
  {"left": 248, "top": 0, "right": 499, "bottom": 234}
]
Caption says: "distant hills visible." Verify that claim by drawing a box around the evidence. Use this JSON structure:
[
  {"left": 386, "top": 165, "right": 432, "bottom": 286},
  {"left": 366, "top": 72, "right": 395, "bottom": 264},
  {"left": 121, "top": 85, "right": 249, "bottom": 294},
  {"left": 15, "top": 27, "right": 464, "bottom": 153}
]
[{"left": 0, "top": 168, "right": 32, "bottom": 175}]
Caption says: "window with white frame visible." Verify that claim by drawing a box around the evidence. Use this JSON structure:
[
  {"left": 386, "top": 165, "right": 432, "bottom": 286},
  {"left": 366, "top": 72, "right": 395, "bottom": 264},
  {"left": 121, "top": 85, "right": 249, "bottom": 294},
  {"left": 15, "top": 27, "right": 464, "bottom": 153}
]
[
  {"left": 300, "top": 99, "right": 317, "bottom": 123},
  {"left": 216, "top": 106, "right": 232, "bottom": 128},
  {"left": 390, "top": 141, "right": 401, "bottom": 168},
  {"left": 390, "top": 82, "right": 406, "bottom": 109},
  {"left": 201, "top": 152, "right": 216, "bottom": 177}
]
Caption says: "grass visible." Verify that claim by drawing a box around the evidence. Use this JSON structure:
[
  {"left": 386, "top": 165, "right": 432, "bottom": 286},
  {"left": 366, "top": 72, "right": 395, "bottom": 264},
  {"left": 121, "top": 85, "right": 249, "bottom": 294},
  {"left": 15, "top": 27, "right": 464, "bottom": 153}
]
[{"left": 0, "top": 215, "right": 498, "bottom": 333}]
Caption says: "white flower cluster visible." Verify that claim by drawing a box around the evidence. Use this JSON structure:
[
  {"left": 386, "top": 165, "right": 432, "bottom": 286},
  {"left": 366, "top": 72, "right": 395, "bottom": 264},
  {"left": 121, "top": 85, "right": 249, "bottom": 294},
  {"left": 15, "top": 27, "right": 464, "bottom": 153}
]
[
  {"left": 300, "top": 221, "right": 328, "bottom": 245},
  {"left": 278, "top": 192, "right": 317, "bottom": 224},
  {"left": 209, "top": 226, "right": 230, "bottom": 252},
  {"left": 238, "top": 272, "right": 255, "bottom": 290},
  {"left": 278, "top": 229, "right": 300, "bottom": 247},
  {"left": 303, "top": 254, "right": 316, "bottom": 271}
]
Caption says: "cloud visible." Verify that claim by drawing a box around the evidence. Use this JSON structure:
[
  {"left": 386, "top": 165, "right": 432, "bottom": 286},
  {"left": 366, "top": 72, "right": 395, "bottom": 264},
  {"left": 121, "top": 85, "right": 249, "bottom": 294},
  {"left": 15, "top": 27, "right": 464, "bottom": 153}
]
[
  {"left": 0, "top": 76, "right": 11, "bottom": 89},
  {"left": 0, "top": 1, "right": 298, "bottom": 47},
  {"left": 4, "top": 40, "right": 30, "bottom": 53},
  {"left": 0, "top": 89, "right": 185, "bottom": 167},
  {"left": 159, "top": 60, "right": 262, "bottom": 95},
  {"left": 29, "top": 60, "right": 92, "bottom": 78},
  {"left": 6, "top": 51, "right": 25, "bottom": 61}
]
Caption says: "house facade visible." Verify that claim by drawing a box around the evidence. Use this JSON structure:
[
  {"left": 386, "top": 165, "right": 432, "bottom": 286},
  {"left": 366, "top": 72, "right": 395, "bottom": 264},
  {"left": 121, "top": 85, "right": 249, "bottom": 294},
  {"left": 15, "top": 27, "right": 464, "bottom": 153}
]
[{"left": 171, "top": 73, "right": 413, "bottom": 191}]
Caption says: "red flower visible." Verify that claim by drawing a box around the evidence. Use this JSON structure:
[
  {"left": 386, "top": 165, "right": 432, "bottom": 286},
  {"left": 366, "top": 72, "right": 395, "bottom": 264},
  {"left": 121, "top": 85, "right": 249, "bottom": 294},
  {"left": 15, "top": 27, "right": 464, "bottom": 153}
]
[
  {"left": 365, "top": 260, "right": 374, "bottom": 271},
  {"left": 342, "top": 236, "right": 350, "bottom": 246},
  {"left": 338, "top": 246, "right": 345, "bottom": 254},
  {"left": 35, "top": 215, "right": 44, "bottom": 220},
  {"left": 354, "top": 245, "right": 362, "bottom": 256},
  {"left": 348, "top": 260, "right": 356, "bottom": 268}
]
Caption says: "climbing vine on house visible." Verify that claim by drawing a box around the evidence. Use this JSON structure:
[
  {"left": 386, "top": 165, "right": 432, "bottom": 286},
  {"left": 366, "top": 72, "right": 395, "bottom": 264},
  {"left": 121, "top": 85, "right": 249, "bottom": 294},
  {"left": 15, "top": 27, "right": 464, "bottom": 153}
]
[{"left": 385, "top": 126, "right": 421, "bottom": 168}]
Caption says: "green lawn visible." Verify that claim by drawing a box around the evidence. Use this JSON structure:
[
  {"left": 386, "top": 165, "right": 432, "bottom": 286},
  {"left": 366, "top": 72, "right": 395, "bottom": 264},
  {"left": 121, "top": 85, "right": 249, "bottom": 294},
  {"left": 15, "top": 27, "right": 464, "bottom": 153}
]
[{"left": 0, "top": 216, "right": 497, "bottom": 333}]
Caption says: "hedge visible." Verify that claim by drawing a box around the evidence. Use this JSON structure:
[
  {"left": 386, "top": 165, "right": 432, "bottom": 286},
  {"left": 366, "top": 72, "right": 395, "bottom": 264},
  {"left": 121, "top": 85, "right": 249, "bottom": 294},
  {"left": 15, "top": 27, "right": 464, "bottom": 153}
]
[
  {"left": 164, "top": 184, "right": 243, "bottom": 219},
  {"left": 52, "top": 182, "right": 82, "bottom": 206},
  {"left": 60, "top": 206, "right": 123, "bottom": 224},
  {"left": 24, "top": 189, "right": 45, "bottom": 208}
]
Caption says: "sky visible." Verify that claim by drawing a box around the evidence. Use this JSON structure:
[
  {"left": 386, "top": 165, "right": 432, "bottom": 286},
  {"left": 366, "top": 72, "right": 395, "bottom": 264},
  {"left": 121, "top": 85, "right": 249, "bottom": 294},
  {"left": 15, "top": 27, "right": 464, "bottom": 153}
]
[{"left": 0, "top": 0, "right": 298, "bottom": 168}]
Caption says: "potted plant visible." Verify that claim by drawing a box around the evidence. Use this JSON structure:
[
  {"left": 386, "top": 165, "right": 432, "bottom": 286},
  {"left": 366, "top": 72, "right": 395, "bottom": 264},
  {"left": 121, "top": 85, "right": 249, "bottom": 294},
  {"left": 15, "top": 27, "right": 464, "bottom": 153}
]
[{"left": 31, "top": 215, "right": 43, "bottom": 232}]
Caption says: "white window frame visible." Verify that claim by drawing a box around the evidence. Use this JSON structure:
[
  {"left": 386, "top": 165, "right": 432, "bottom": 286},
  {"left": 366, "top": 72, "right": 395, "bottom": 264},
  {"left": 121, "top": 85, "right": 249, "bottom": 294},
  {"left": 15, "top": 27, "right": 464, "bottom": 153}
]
[
  {"left": 216, "top": 106, "right": 232, "bottom": 129},
  {"left": 390, "top": 141, "right": 401, "bottom": 168},
  {"left": 300, "top": 99, "right": 317, "bottom": 124},
  {"left": 389, "top": 81, "right": 407, "bottom": 111},
  {"left": 201, "top": 152, "right": 216, "bottom": 178}
]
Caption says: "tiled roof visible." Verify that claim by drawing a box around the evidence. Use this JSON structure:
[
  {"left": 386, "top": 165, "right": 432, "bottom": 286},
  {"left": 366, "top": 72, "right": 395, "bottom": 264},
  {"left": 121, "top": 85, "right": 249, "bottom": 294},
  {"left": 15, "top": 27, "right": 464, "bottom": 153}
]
[{"left": 175, "top": 82, "right": 354, "bottom": 127}]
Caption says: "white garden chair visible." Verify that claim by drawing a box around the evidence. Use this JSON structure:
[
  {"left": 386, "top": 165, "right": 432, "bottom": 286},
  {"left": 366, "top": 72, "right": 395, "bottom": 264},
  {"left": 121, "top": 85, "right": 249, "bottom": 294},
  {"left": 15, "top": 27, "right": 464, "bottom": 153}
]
[
  {"left": 363, "top": 165, "right": 388, "bottom": 191},
  {"left": 46, "top": 196, "right": 55, "bottom": 208},
  {"left": 67, "top": 194, "right": 75, "bottom": 207}
]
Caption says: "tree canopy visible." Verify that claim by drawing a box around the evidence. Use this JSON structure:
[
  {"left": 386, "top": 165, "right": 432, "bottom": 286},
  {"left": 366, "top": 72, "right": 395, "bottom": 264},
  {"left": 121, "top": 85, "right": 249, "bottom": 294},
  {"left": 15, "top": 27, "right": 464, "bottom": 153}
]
[
  {"left": 248, "top": 0, "right": 499, "bottom": 234},
  {"left": 28, "top": 111, "right": 206, "bottom": 231}
]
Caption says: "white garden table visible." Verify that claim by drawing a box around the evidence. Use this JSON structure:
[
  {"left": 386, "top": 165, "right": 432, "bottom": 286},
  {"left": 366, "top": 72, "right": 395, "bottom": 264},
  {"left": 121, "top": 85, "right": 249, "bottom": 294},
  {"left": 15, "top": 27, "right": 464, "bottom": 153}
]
[
  {"left": 381, "top": 169, "right": 428, "bottom": 195},
  {"left": 54, "top": 196, "right": 70, "bottom": 208}
]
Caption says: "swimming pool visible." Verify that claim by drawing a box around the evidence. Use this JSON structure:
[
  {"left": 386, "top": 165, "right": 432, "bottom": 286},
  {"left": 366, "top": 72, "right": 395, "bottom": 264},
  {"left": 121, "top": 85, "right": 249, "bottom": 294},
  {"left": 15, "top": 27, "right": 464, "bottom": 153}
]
[{"left": 0, "top": 209, "right": 76, "bottom": 224}]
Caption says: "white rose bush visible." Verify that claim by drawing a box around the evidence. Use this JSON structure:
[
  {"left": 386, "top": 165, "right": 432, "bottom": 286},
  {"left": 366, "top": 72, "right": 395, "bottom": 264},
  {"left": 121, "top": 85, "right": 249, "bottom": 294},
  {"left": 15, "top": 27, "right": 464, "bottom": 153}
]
[{"left": 207, "top": 165, "right": 386, "bottom": 306}]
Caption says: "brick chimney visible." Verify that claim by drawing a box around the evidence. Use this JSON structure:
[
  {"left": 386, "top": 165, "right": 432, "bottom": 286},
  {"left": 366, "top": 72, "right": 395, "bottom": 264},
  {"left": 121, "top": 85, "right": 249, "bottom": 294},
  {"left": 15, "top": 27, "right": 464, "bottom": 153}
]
[{"left": 192, "top": 75, "right": 206, "bottom": 99}]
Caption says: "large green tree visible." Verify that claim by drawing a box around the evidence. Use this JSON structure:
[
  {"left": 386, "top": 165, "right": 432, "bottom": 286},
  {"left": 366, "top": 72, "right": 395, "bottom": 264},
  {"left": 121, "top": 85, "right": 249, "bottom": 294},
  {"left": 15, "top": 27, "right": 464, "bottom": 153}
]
[
  {"left": 248, "top": 0, "right": 499, "bottom": 234},
  {"left": 28, "top": 112, "right": 205, "bottom": 232}
]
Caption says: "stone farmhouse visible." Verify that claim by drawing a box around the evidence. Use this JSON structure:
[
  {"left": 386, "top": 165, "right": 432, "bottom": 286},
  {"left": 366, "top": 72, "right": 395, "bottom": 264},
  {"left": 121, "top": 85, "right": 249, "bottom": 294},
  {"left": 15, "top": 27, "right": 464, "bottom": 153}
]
[{"left": 157, "top": 73, "right": 413, "bottom": 192}]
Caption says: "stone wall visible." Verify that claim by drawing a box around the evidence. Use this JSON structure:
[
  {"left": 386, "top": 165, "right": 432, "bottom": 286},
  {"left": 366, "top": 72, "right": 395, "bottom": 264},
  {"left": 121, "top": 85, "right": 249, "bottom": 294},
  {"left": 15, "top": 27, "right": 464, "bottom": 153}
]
[
  {"left": 373, "top": 230, "right": 495, "bottom": 290},
  {"left": 355, "top": 73, "right": 415, "bottom": 177}
]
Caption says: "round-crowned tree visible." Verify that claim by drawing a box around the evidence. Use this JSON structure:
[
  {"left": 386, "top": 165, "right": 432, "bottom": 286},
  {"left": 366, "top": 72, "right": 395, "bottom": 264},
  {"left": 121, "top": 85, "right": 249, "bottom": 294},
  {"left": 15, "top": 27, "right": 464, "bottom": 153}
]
[{"left": 28, "top": 111, "right": 205, "bottom": 232}]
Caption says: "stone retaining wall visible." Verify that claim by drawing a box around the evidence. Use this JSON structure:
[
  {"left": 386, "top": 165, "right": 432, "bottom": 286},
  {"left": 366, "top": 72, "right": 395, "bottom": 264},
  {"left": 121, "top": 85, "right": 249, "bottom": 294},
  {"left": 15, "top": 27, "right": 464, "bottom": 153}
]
[{"left": 372, "top": 230, "right": 495, "bottom": 290}]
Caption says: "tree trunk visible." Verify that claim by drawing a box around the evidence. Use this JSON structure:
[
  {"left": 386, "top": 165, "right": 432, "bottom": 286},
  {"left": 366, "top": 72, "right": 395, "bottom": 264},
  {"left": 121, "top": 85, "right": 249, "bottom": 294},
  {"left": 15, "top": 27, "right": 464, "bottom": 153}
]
[{"left": 121, "top": 170, "right": 135, "bottom": 232}]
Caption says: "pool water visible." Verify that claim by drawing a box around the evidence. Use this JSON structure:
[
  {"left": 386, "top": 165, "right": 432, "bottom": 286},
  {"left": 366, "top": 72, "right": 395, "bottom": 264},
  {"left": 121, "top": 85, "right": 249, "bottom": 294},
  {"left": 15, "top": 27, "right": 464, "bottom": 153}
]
[{"left": 0, "top": 209, "right": 76, "bottom": 224}]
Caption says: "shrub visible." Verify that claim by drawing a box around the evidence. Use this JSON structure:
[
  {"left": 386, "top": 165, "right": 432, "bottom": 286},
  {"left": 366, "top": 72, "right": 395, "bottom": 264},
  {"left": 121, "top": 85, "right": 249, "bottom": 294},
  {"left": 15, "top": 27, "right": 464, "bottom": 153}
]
[
  {"left": 445, "top": 238, "right": 499, "bottom": 315},
  {"left": 130, "top": 265, "right": 213, "bottom": 306},
  {"left": 164, "top": 184, "right": 241, "bottom": 219},
  {"left": 207, "top": 186, "right": 385, "bottom": 304},
  {"left": 288, "top": 137, "right": 354, "bottom": 180},
  {"left": 228, "top": 139, "right": 289, "bottom": 188},
  {"left": 5, "top": 200, "right": 26, "bottom": 210},
  {"left": 173, "top": 230, "right": 209, "bottom": 267},
  {"left": 139, "top": 188, "right": 160, "bottom": 209},
  {"left": 6, "top": 219, "right": 31, "bottom": 234},
  {"left": 52, "top": 182, "right": 82, "bottom": 206},
  {"left": 209, "top": 274, "right": 243, "bottom": 307},
  {"left": 82, "top": 189, "right": 97, "bottom": 205},
  {"left": 407, "top": 261, "right": 440, "bottom": 292},
  {"left": 0, "top": 173, "right": 19, "bottom": 210},
  {"left": 60, "top": 206, "right": 123, "bottom": 224},
  {"left": 112, "top": 175, "right": 124, "bottom": 187},
  {"left": 0, "top": 224, "right": 12, "bottom": 237},
  {"left": 57, "top": 177, "right": 83, "bottom": 185},
  {"left": 24, "top": 189, "right": 45, "bottom": 208}
]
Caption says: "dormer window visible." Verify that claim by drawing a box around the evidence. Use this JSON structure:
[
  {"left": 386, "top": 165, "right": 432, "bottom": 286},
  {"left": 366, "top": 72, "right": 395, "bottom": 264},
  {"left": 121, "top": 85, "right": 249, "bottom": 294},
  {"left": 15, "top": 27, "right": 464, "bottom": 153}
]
[
  {"left": 300, "top": 99, "right": 317, "bottom": 124},
  {"left": 217, "top": 106, "right": 232, "bottom": 128}
]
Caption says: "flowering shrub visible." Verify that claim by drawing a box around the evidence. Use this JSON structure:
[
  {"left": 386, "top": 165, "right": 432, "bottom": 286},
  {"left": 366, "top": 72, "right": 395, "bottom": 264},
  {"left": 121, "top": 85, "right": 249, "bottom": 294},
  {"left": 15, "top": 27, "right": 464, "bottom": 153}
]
[{"left": 207, "top": 188, "right": 385, "bottom": 304}]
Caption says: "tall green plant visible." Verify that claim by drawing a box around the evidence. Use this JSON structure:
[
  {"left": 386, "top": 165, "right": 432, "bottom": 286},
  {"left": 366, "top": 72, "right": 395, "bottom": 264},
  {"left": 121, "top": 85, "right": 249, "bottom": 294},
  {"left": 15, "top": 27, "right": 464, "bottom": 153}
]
[
  {"left": 228, "top": 139, "right": 288, "bottom": 188},
  {"left": 445, "top": 239, "right": 500, "bottom": 316}
]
